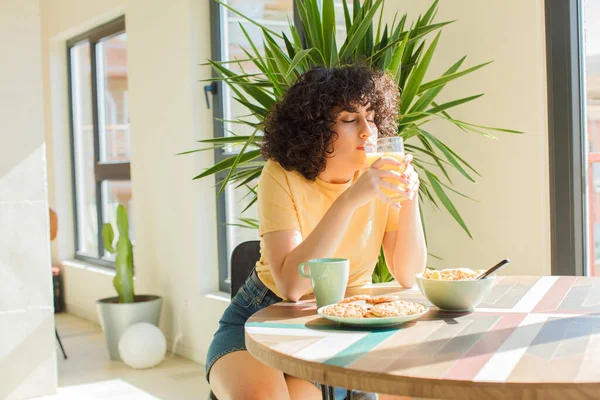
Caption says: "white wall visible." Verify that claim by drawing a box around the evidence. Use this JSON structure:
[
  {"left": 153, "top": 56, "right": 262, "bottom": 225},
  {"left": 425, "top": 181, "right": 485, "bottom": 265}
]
[
  {"left": 386, "top": 0, "right": 551, "bottom": 276},
  {"left": 0, "top": 1, "right": 57, "bottom": 398},
  {"left": 42, "top": 0, "right": 550, "bottom": 368}
]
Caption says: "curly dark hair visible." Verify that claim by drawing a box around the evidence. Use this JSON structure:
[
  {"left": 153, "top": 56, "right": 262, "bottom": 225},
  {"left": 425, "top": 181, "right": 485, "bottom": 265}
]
[{"left": 261, "top": 64, "right": 400, "bottom": 180}]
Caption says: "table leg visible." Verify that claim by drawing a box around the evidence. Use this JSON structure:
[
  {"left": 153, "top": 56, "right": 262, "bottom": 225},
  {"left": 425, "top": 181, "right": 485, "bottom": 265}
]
[
  {"left": 320, "top": 385, "right": 355, "bottom": 399},
  {"left": 321, "top": 384, "right": 328, "bottom": 399},
  {"left": 320, "top": 384, "right": 338, "bottom": 399}
]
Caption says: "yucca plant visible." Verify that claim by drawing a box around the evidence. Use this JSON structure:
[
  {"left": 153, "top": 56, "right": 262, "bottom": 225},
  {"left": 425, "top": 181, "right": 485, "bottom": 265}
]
[{"left": 182, "top": 0, "right": 521, "bottom": 281}]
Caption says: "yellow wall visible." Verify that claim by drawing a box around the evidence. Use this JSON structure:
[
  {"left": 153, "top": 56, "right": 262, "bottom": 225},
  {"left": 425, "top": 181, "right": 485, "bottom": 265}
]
[{"left": 41, "top": 0, "right": 550, "bottom": 366}]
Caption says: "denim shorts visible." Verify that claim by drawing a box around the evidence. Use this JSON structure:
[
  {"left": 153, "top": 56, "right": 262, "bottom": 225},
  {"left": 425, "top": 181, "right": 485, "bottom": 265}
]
[
  {"left": 205, "top": 271, "right": 283, "bottom": 382},
  {"left": 205, "top": 271, "right": 374, "bottom": 400}
]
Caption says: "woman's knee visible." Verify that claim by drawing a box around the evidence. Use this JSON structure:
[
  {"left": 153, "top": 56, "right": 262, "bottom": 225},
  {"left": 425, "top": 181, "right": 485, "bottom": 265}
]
[
  {"left": 285, "top": 375, "right": 322, "bottom": 400},
  {"left": 209, "top": 350, "right": 290, "bottom": 400}
]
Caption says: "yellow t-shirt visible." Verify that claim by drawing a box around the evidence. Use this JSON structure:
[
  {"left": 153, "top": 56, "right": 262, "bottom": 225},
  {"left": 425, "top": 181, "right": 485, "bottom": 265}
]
[{"left": 255, "top": 159, "right": 400, "bottom": 299}]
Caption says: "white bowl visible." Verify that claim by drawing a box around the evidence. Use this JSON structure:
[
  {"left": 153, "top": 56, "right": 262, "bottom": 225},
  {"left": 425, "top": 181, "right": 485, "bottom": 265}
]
[{"left": 415, "top": 272, "right": 496, "bottom": 312}]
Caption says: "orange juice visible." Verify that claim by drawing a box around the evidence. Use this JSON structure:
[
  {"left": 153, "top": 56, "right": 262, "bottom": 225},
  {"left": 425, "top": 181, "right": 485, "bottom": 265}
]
[{"left": 365, "top": 151, "right": 407, "bottom": 202}]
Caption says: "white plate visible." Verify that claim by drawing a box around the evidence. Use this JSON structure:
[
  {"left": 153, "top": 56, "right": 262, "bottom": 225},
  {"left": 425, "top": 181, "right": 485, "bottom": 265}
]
[{"left": 316, "top": 303, "right": 429, "bottom": 328}]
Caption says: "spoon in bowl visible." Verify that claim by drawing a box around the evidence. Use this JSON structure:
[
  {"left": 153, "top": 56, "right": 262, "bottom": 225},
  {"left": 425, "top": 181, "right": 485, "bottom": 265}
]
[{"left": 476, "top": 258, "right": 510, "bottom": 280}]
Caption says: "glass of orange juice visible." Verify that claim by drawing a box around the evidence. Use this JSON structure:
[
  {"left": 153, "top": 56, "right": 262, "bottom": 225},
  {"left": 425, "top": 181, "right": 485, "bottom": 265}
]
[{"left": 364, "top": 137, "right": 407, "bottom": 203}]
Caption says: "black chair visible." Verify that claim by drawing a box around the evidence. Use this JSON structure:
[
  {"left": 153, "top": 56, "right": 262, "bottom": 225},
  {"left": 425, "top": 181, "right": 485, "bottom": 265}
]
[
  {"left": 209, "top": 240, "right": 262, "bottom": 400},
  {"left": 230, "top": 240, "right": 261, "bottom": 298}
]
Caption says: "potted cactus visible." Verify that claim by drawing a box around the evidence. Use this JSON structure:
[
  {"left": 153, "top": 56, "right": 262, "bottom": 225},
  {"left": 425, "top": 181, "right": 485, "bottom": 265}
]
[{"left": 96, "top": 204, "right": 162, "bottom": 361}]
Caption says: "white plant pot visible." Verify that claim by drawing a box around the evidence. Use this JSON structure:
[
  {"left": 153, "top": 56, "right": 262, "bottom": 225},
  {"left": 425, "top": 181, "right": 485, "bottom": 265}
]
[{"left": 96, "top": 295, "right": 162, "bottom": 361}]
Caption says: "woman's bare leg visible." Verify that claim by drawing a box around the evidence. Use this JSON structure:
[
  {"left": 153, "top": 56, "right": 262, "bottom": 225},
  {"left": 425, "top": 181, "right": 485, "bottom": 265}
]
[
  {"left": 285, "top": 374, "right": 322, "bottom": 400},
  {"left": 209, "top": 350, "right": 289, "bottom": 400},
  {"left": 209, "top": 350, "right": 321, "bottom": 400}
]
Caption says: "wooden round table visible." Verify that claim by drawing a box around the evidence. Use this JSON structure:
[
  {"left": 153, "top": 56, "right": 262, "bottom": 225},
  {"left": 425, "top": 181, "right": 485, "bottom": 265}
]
[{"left": 245, "top": 276, "right": 600, "bottom": 399}]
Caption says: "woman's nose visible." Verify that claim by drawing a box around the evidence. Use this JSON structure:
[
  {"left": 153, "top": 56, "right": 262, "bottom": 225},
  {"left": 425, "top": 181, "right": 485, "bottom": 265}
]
[{"left": 358, "top": 118, "right": 372, "bottom": 138}]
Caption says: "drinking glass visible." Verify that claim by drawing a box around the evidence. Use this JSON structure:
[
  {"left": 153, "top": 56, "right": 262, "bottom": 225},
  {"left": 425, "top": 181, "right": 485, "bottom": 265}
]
[{"left": 364, "top": 137, "right": 407, "bottom": 203}]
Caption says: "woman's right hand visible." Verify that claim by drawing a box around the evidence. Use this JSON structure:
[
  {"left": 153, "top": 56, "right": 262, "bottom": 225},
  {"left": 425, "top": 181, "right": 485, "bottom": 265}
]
[{"left": 341, "top": 156, "right": 408, "bottom": 210}]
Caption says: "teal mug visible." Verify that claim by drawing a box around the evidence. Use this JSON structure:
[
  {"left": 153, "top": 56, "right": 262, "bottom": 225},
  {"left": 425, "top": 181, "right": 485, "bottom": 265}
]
[{"left": 298, "top": 258, "right": 349, "bottom": 308}]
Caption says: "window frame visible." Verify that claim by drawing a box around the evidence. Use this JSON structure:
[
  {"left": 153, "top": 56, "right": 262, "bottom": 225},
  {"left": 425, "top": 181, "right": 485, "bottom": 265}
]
[
  {"left": 545, "top": 0, "right": 588, "bottom": 276},
  {"left": 67, "top": 16, "right": 130, "bottom": 267},
  {"left": 209, "top": 1, "right": 306, "bottom": 292}
]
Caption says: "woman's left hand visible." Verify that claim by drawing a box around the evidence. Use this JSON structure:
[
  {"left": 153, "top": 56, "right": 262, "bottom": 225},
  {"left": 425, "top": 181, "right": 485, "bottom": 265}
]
[{"left": 399, "top": 154, "right": 420, "bottom": 201}]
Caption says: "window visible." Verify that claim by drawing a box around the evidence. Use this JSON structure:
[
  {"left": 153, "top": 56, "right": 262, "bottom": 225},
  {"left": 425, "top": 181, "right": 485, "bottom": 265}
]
[
  {"left": 584, "top": 0, "right": 600, "bottom": 275},
  {"left": 210, "top": 1, "right": 357, "bottom": 292},
  {"left": 546, "top": 0, "right": 600, "bottom": 276},
  {"left": 67, "top": 17, "right": 132, "bottom": 267}
]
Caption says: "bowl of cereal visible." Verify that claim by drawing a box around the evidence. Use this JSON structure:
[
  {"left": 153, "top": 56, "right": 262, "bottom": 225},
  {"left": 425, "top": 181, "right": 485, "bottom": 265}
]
[{"left": 415, "top": 267, "right": 495, "bottom": 312}]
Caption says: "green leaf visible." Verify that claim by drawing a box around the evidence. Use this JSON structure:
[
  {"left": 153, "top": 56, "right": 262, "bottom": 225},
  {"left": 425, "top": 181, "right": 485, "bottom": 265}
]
[
  {"left": 342, "top": 0, "right": 352, "bottom": 32},
  {"left": 217, "top": 164, "right": 260, "bottom": 181},
  {"left": 282, "top": 32, "right": 297, "bottom": 59},
  {"left": 400, "top": 32, "right": 440, "bottom": 115},
  {"left": 365, "top": 1, "right": 374, "bottom": 56},
  {"left": 228, "top": 217, "right": 259, "bottom": 229},
  {"left": 238, "top": 23, "right": 268, "bottom": 69},
  {"left": 422, "top": 0, "right": 439, "bottom": 25},
  {"left": 241, "top": 193, "right": 258, "bottom": 214},
  {"left": 428, "top": 94, "right": 484, "bottom": 115},
  {"left": 307, "top": 0, "right": 324, "bottom": 49},
  {"left": 399, "top": 41, "right": 424, "bottom": 93},
  {"left": 369, "top": 21, "right": 452, "bottom": 65},
  {"left": 235, "top": 168, "right": 262, "bottom": 188},
  {"left": 201, "top": 72, "right": 265, "bottom": 82},
  {"left": 439, "top": 180, "right": 479, "bottom": 202},
  {"left": 418, "top": 61, "right": 493, "bottom": 93},
  {"left": 447, "top": 118, "right": 525, "bottom": 134},
  {"left": 425, "top": 171, "right": 473, "bottom": 238},
  {"left": 417, "top": 178, "right": 440, "bottom": 209},
  {"left": 400, "top": 94, "right": 484, "bottom": 127},
  {"left": 417, "top": 135, "right": 452, "bottom": 182},
  {"left": 375, "top": 0, "right": 384, "bottom": 43},
  {"left": 404, "top": 144, "right": 449, "bottom": 165},
  {"left": 419, "top": 120, "right": 482, "bottom": 176},
  {"left": 298, "top": 0, "right": 323, "bottom": 52},
  {"left": 196, "top": 135, "right": 261, "bottom": 144},
  {"left": 199, "top": 58, "right": 256, "bottom": 66},
  {"left": 209, "top": 60, "right": 275, "bottom": 110},
  {"left": 216, "top": 129, "right": 260, "bottom": 196},
  {"left": 215, "top": 0, "right": 283, "bottom": 39},
  {"left": 289, "top": 18, "right": 303, "bottom": 48},
  {"left": 192, "top": 149, "right": 261, "bottom": 180},
  {"left": 176, "top": 147, "right": 216, "bottom": 156},
  {"left": 419, "top": 129, "right": 475, "bottom": 182},
  {"left": 372, "top": 247, "right": 394, "bottom": 283},
  {"left": 339, "top": 0, "right": 383, "bottom": 60},
  {"left": 410, "top": 56, "right": 466, "bottom": 113},
  {"left": 287, "top": 49, "right": 314, "bottom": 78},
  {"left": 233, "top": 97, "right": 269, "bottom": 119},
  {"left": 387, "top": 29, "right": 409, "bottom": 82},
  {"left": 322, "top": 0, "right": 336, "bottom": 64},
  {"left": 353, "top": 0, "right": 361, "bottom": 21}
]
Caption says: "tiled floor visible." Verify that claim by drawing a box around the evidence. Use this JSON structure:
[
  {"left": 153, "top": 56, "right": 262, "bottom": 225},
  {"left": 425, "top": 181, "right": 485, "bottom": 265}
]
[{"left": 38, "top": 313, "right": 210, "bottom": 399}]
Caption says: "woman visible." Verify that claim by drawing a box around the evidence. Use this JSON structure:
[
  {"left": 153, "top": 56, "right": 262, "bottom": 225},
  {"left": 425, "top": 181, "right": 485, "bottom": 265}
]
[{"left": 206, "top": 65, "right": 426, "bottom": 400}]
